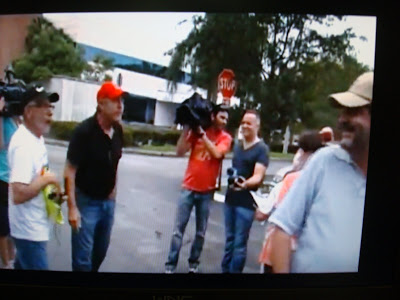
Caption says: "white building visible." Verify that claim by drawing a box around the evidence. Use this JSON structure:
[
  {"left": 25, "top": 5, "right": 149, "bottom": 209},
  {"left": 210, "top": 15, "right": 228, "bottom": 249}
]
[
  {"left": 45, "top": 67, "right": 240, "bottom": 127},
  {"left": 43, "top": 43, "right": 240, "bottom": 126}
]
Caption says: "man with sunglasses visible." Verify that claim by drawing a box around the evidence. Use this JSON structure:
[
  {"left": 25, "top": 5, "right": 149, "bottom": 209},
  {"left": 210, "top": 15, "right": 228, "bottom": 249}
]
[
  {"left": 64, "top": 81, "right": 127, "bottom": 272},
  {"left": 7, "top": 85, "right": 61, "bottom": 270}
]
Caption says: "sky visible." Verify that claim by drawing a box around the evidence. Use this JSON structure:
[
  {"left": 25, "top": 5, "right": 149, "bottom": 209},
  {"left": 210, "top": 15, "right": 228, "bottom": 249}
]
[{"left": 43, "top": 12, "right": 376, "bottom": 71}]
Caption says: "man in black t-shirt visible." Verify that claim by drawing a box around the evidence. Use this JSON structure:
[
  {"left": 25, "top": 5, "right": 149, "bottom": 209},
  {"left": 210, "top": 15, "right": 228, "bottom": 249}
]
[
  {"left": 221, "top": 109, "right": 269, "bottom": 273},
  {"left": 63, "top": 82, "right": 126, "bottom": 272}
]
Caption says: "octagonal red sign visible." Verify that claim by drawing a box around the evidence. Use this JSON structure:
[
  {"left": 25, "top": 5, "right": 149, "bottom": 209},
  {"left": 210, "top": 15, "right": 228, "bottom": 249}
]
[{"left": 218, "top": 69, "right": 236, "bottom": 102}]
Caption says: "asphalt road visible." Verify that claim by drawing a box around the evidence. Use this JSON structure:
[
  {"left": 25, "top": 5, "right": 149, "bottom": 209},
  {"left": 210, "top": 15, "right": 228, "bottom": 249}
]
[{"left": 46, "top": 144, "right": 291, "bottom": 273}]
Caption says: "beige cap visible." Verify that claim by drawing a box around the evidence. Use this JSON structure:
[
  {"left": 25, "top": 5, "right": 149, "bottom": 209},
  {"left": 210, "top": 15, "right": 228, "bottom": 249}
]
[{"left": 329, "top": 71, "right": 374, "bottom": 107}]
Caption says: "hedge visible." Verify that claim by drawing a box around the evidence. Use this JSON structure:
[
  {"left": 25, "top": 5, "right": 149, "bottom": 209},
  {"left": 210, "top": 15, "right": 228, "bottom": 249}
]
[
  {"left": 47, "top": 121, "right": 79, "bottom": 141},
  {"left": 47, "top": 121, "right": 181, "bottom": 147},
  {"left": 48, "top": 121, "right": 298, "bottom": 153}
]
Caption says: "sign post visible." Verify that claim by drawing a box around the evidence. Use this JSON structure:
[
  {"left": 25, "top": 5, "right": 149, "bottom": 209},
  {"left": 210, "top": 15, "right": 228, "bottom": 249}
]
[{"left": 218, "top": 69, "right": 236, "bottom": 106}]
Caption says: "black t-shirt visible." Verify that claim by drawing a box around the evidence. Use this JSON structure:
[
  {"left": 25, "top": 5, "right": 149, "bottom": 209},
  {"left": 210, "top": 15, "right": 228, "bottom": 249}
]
[
  {"left": 225, "top": 140, "right": 269, "bottom": 210},
  {"left": 67, "top": 114, "right": 123, "bottom": 199}
]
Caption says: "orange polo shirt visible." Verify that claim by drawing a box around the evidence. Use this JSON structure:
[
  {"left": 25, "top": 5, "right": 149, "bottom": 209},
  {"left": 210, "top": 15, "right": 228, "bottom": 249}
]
[{"left": 182, "top": 128, "right": 232, "bottom": 192}]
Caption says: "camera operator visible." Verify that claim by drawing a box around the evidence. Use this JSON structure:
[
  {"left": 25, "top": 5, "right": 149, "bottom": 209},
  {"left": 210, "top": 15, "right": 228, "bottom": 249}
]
[
  {"left": 0, "top": 96, "right": 20, "bottom": 269},
  {"left": 165, "top": 105, "right": 232, "bottom": 274},
  {"left": 221, "top": 109, "right": 269, "bottom": 273}
]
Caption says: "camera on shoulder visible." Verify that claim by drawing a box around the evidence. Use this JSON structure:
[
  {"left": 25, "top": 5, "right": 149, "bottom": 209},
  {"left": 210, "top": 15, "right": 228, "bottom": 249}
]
[
  {"left": 0, "top": 66, "right": 27, "bottom": 117},
  {"left": 174, "top": 92, "right": 215, "bottom": 131}
]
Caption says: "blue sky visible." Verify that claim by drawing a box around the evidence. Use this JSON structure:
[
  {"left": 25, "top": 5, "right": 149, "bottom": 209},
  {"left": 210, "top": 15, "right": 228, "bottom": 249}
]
[{"left": 44, "top": 12, "right": 376, "bottom": 70}]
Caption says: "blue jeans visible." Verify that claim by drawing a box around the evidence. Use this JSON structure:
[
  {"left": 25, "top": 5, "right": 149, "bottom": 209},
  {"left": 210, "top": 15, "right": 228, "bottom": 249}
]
[
  {"left": 71, "top": 189, "right": 115, "bottom": 272},
  {"left": 165, "top": 189, "right": 213, "bottom": 271},
  {"left": 13, "top": 238, "right": 48, "bottom": 270},
  {"left": 221, "top": 203, "right": 255, "bottom": 273}
]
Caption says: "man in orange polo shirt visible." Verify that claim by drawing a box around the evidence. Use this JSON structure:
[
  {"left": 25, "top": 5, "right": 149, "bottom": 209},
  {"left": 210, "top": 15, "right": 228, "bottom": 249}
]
[{"left": 165, "top": 105, "right": 232, "bottom": 273}]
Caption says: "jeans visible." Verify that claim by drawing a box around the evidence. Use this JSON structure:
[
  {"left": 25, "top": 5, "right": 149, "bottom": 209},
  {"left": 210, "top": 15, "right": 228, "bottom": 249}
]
[
  {"left": 71, "top": 189, "right": 115, "bottom": 272},
  {"left": 221, "top": 203, "right": 255, "bottom": 273},
  {"left": 165, "top": 189, "right": 213, "bottom": 271},
  {"left": 13, "top": 238, "right": 48, "bottom": 270}
]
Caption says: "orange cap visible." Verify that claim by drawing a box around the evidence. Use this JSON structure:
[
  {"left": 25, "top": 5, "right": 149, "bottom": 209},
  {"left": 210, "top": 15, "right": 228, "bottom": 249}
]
[{"left": 96, "top": 82, "right": 127, "bottom": 102}]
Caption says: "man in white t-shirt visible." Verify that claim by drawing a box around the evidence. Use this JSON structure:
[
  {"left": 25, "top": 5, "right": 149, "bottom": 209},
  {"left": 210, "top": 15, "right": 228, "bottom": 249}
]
[{"left": 8, "top": 85, "right": 61, "bottom": 270}]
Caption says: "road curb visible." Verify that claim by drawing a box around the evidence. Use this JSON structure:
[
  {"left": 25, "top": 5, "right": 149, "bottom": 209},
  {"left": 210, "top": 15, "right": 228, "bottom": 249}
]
[{"left": 44, "top": 138, "right": 293, "bottom": 161}]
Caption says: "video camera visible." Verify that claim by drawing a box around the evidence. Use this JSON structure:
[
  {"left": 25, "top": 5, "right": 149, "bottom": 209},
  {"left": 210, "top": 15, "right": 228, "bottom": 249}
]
[
  {"left": 174, "top": 92, "right": 214, "bottom": 130},
  {"left": 0, "top": 67, "right": 27, "bottom": 116},
  {"left": 0, "top": 82, "right": 27, "bottom": 116}
]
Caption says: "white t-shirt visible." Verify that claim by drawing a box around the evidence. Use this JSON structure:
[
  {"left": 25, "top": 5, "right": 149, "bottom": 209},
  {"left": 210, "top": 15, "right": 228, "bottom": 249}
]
[{"left": 8, "top": 124, "right": 50, "bottom": 241}]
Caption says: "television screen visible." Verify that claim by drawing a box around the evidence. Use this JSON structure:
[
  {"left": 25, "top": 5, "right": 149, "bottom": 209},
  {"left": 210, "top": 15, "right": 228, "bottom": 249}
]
[{"left": 0, "top": 1, "right": 396, "bottom": 298}]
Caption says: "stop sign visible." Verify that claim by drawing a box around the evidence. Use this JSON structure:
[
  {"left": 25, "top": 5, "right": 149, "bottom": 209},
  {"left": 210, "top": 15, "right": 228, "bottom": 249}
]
[{"left": 218, "top": 69, "right": 236, "bottom": 105}]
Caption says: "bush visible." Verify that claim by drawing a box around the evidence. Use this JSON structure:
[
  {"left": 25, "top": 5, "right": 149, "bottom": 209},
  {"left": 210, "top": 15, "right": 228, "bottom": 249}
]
[
  {"left": 47, "top": 121, "right": 79, "bottom": 141},
  {"left": 122, "top": 126, "right": 134, "bottom": 147}
]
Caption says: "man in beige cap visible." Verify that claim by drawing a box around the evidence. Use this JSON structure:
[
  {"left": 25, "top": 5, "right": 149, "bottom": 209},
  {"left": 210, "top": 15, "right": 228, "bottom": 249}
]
[{"left": 268, "top": 72, "right": 373, "bottom": 273}]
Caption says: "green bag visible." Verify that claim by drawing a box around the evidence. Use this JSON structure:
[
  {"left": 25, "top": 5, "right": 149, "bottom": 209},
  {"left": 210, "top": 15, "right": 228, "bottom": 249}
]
[{"left": 43, "top": 184, "right": 64, "bottom": 225}]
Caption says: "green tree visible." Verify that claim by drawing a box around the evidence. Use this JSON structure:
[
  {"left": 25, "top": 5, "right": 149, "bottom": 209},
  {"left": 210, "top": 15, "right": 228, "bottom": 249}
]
[
  {"left": 166, "top": 13, "right": 365, "bottom": 141},
  {"left": 296, "top": 55, "right": 370, "bottom": 131},
  {"left": 12, "top": 17, "right": 86, "bottom": 83},
  {"left": 165, "top": 13, "right": 266, "bottom": 101}
]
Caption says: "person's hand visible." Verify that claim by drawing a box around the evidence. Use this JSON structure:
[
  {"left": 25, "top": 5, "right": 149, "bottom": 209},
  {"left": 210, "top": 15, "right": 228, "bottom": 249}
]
[
  {"left": 0, "top": 96, "right": 5, "bottom": 113},
  {"left": 60, "top": 191, "right": 69, "bottom": 204},
  {"left": 196, "top": 126, "right": 205, "bottom": 138},
  {"left": 255, "top": 208, "right": 269, "bottom": 221},
  {"left": 233, "top": 176, "right": 247, "bottom": 190},
  {"left": 41, "top": 171, "right": 61, "bottom": 189},
  {"left": 68, "top": 205, "right": 81, "bottom": 232}
]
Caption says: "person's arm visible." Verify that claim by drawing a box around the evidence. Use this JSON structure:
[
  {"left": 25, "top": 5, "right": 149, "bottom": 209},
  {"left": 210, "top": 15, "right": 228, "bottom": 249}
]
[
  {"left": 197, "top": 126, "right": 231, "bottom": 160},
  {"left": 64, "top": 161, "right": 80, "bottom": 231},
  {"left": 235, "top": 162, "right": 267, "bottom": 190},
  {"left": 63, "top": 124, "right": 86, "bottom": 231},
  {"left": 176, "top": 126, "right": 193, "bottom": 157},
  {"left": 11, "top": 172, "right": 60, "bottom": 205},
  {"left": 267, "top": 150, "right": 326, "bottom": 273},
  {"left": 254, "top": 209, "right": 269, "bottom": 221},
  {"left": 269, "top": 225, "right": 292, "bottom": 273},
  {"left": 237, "top": 143, "right": 269, "bottom": 190}
]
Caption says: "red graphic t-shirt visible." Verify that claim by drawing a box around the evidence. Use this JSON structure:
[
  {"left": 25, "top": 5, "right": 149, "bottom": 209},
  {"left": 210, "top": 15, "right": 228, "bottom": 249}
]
[{"left": 182, "top": 128, "right": 232, "bottom": 192}]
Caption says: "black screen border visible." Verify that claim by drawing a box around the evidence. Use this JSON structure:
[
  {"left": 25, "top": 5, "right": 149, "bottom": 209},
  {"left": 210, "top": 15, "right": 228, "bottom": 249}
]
[{"left": 0, "top": 0, "right": 398, "bottom": 297}]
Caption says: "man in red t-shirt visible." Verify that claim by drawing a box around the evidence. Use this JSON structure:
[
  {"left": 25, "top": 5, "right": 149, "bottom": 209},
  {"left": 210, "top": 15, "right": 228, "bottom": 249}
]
[{"left": 165, "top": 105, "right": 232, "bottom": 273}]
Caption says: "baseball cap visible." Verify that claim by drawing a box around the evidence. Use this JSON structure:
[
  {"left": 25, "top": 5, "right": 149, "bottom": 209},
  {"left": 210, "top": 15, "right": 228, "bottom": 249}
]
[
  {"left": 328, "top": 71, "right": 374, "bottom": 107},
  {"left": 22, "top": 85, "right": 59, "bottom": 109},
  {"left": 97, "top": 81, "right": 128, "bottom": 102}
]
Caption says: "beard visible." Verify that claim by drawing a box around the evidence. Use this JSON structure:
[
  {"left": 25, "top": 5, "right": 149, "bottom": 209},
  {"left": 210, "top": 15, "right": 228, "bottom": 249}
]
[{"left": 338, "top": 121, "right": 370, "bottom": 153}]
